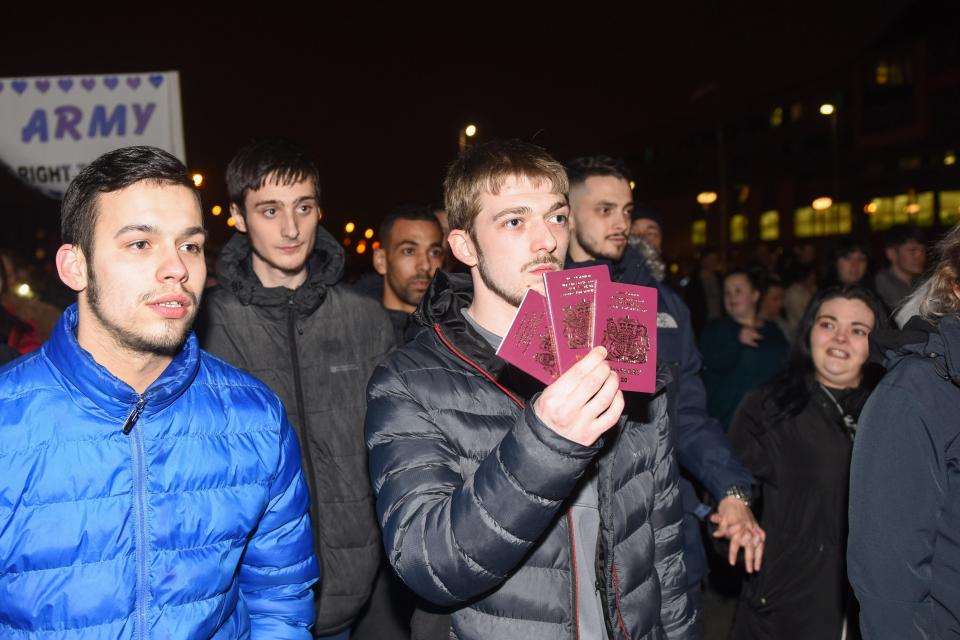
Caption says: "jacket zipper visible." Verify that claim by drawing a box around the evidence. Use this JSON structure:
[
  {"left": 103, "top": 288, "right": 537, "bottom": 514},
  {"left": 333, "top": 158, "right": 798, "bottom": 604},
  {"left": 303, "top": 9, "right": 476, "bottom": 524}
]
[
  {"left": 568, "top": 509, "right": 581, "bottom": 640},
  {"left": 598, "top": 426, "right": 630, "bottom": 639},
  {"left": 124, "top": 395, "right": 149, "bottom": 640},
  {"left": 435, "top": 323, "right": 585, "bottom": 639},
  {"left": 288, "top": 299, "right": 322, "bottom": 573}
]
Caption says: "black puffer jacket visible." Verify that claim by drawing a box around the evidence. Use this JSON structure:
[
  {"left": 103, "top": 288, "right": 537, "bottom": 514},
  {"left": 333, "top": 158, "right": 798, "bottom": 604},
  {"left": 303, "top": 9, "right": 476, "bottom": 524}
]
[
  {"left": 199, "top": 226, "right": 395, "bottom": 635},
  {"left": 365, "top": 271, "right": 695, "bottom": 640}
]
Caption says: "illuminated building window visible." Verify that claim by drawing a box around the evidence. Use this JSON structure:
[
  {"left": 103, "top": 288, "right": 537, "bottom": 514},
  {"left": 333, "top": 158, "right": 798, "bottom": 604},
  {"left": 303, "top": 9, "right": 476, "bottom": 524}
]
[
  {"left": 730, "top": 214, "right": 748, "bottom": 243},
  {"left": 875, "top": 62, "right": 889, "bottom": 86},
  {"left": 940, "top": 191, "right": 960, "bottom": 227},
  {"left": 795, "top": 203, "right": 852, "bottom": 238},
  {"left": 871, "top": 192, "right": 935, "bottom": 231},
  {"left": 760, "top": 210, "right": 779, "bottom": 241},
  {"left": 770, "top": 106, "right": 783, "bottom": 128},
  {"left": 795, "top": 207, "right": 814, "bottom": 238},
  {"left": 692, "top": 219, "right": 707, "bottom": 246}
]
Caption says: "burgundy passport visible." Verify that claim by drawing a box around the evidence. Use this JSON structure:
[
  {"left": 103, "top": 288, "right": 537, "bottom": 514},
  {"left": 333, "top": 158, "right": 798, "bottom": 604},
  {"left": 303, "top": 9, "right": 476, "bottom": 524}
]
[
  {"left": 495, "top": 289, "right": 558, "bottom": 385},
  {"left": 593, "top": 280, "right": 657, "bottom": 392},
  {"left": 543, "top": 265, "right": 610, "bottom": 371}
]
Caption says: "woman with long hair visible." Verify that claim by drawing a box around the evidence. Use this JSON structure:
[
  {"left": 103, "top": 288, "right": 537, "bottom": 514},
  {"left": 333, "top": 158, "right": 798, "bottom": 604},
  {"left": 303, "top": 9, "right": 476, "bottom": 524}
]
[
  {"left": 727, "top": 285, "right": 888, "bottom": 639},
  {"left": 700, "top": 269, "right": 789, "bottom": 430},
  {"left": 848, "top": 225, "right": 960, "bottom": 638}
]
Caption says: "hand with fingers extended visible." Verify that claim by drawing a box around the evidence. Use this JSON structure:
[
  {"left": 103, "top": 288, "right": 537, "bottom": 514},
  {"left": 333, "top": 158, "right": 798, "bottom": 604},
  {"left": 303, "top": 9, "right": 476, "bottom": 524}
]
[
  {"left": 533, "top": 346, "right": 625, "bottom": 447},
  {"left": 710, "top": 496, "right": 766, "bottom": 573}
]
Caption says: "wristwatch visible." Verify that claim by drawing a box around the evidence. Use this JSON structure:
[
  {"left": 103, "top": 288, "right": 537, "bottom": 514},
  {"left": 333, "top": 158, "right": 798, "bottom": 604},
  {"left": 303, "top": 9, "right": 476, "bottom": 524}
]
[{"left": 724, "top": 485, "right": 752, "bottom": 508}]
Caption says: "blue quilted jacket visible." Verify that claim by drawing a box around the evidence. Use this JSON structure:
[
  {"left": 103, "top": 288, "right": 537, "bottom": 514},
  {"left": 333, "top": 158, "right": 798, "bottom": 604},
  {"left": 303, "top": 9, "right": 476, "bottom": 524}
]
[{"left": 0, "top": 305, "right": 319, "bottom": 639}]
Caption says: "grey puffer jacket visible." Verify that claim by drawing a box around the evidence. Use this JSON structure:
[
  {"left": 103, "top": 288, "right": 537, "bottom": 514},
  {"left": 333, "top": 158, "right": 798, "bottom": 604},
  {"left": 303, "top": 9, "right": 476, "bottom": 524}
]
[
  {"left": 199, "top": 225, "right": 395, "bottom": 635},
  {"left": 365, "top": 271, "right": 695, "bottom": 640}
]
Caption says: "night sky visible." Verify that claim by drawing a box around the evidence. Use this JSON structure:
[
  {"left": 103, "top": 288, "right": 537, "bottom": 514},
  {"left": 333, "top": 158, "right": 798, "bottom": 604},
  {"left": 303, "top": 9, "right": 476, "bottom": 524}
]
[{"left": 1, "top": 1, "right": 914, "bottom": 249}]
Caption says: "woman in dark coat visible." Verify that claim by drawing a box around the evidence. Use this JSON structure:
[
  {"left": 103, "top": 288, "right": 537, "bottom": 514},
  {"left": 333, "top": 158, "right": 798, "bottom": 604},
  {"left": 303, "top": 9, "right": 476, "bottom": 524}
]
[{"left": 727, "top": 285, "right": 887, "bottom": 640}]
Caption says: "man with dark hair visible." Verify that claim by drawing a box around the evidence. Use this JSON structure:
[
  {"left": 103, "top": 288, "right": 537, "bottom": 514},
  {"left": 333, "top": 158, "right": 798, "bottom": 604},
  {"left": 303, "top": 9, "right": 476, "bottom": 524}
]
[
  {"left": 371, "top": 204, "right": 444, "bottom": 343},
  {"left": 875, "top": 225, "right": 926, "bottom": 312},
  {"left": 565, "top": 154, "right": 764, "bottom": 619},
  {"left": 366, "top": 139, "right": 695, "bottom": 640},
  {"left": 630, "top": 207, "right": 663, "bottom": 253},
  {"left": 0, "top": 146, "right": 319, "bottom": 638},
  {"left": 200, "top": 139, "right": 394, "bottom": 639}
]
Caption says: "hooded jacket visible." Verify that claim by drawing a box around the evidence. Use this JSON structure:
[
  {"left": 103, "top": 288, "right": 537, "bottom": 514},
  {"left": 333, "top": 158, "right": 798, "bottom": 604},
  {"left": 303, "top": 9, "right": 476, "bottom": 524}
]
[
  {"left": 365, "top": 271, "right": 695, "bottom": 640},
  {"left": 200, "top": 226, "right": 395, "bottom": 634},
  {"left": 848, "top": 314, "right": 960, "bottom": 639},
  {"left": 0, "top": 305, "right": 318, "bottom": 638}
]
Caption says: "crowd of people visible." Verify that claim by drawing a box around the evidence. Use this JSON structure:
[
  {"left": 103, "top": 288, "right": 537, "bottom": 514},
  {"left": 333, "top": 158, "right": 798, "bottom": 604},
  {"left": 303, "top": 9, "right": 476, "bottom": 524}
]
[{"left": 0, "top": 138, "right": 956, "bottom": 640}]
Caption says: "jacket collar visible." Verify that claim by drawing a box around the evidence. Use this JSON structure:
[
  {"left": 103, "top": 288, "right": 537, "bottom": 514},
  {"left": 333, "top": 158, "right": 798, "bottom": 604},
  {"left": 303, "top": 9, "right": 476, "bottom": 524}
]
[
  {"left": 43, "top": 304, "right": 201, "bottom": 421},
  {"left": 413, "top": 270, "right": 508, "bottom": 379},
  {"left": 872, "top": 314, "right": 960, "bottom": 386},
  {"left": 215, "top": 224, "right": 344, "bottom": 314}
]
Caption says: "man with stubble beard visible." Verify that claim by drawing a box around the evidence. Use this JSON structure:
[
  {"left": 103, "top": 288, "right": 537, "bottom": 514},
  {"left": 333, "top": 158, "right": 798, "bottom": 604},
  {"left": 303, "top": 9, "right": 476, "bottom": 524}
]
[{"left": 565, "top": 155, "right": 764, "bottom": 620}]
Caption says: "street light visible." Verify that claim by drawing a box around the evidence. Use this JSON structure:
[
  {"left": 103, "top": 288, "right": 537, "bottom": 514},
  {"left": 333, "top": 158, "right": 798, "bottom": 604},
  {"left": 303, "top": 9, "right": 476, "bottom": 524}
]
[
  {"left": 459, "top": 124, "right": 478, "bottom": 152},
  {"left": 697, "top": 191, "right": 718, "bottom": 206},
  {"left": 819, "top": 103, "right": 835, "bottom": 116},
  {"left": 192, "top": 173, "right": 204, "bottom": 188},
  {"left": 345, "top": 222, "right": 356, "bottom": 234},
  {"left": 364, "top": 228, "right": 374, "bottom": 239},
  {"left": 812, "top": 197, "right": 833, "bottom": 211},
  {"left": 211, "top": 205, "right": 222, "bottom": 216}
]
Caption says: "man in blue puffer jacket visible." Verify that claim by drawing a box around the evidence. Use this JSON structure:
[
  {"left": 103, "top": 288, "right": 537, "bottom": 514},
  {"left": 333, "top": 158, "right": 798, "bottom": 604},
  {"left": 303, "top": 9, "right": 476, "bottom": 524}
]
[{"left": 0, "top": 146, "right": 319, "bottom": 639}]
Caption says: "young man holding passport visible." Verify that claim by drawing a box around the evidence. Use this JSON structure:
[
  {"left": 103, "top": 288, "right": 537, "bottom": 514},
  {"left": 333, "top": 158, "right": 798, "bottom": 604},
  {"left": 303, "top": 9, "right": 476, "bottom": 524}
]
[{"left": 365, "top": 139, "right": 696, "bottom": 640}]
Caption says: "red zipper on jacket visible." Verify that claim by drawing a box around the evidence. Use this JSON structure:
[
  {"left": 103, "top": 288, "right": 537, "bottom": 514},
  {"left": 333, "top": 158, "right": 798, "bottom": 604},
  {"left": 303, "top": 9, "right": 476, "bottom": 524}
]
[
  {"left": 610, "top": 563, "right": 630, "bottom": 638},
  {"left": 433, "top": 323, "right": 524, "bottom": 408},
  {"left": 435, "top": 323, "right": 592, "bottom": 639}
]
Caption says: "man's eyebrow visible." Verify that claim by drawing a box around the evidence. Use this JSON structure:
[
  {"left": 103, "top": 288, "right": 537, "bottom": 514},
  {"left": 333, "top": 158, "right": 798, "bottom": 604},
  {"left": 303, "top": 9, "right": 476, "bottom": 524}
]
[
  {"left": 815, "top": 314, "right": 837, "bottom": 322},
  {"left": 180, "top": 226, "right": 208, "bottom": 240},
  {"left": 548, "top": 199, "right": 569, "bottom": 213},
  {"left": 493, "top": 206, "right": 531, "bottom": 221},
  {"left": 114, "top": 224, "right": 157, "bottom": 238},
  {"left": 395, "top": 239, "right": 421, "bottom": 246},
  {"left": 252, "top": 199, "right": 282, "bottom": 208}
]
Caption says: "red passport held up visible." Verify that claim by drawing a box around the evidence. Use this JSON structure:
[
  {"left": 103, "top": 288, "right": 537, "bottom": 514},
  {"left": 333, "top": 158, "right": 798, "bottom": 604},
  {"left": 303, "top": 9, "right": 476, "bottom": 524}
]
[{"left": 497, "top": 266, "right": 658, "bottom": 393}]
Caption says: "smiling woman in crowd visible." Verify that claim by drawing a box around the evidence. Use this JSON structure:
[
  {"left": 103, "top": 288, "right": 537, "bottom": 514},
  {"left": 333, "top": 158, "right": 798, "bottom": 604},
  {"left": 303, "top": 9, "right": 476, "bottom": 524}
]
[{"left": 726, "top": 284, "right": 887, "bottom": 640}]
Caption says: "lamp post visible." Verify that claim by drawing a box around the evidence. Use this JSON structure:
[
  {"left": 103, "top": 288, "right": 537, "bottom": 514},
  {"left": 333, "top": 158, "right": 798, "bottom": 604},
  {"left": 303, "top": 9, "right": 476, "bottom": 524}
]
[
  {"left": 820, "top": 103, "right": 839, "bottom": 201},
  {"left": 458, "top": 124, "right": 478, "bottom": 153}
]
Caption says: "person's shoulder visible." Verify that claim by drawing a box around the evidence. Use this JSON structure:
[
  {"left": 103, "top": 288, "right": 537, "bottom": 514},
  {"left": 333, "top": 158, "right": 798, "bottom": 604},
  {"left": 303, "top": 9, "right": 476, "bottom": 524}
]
[
  {"left": 197, "top": 350, "right": 283, "bottom": 408},
  {"left": 200, "top": 284, "right": 244, "bottom": 316},
  {"left": 0, "top": 349, "right": 52, "bottom": 400},
  {"left": 370, "top": 328, "right": 447, "bottom": 384}
]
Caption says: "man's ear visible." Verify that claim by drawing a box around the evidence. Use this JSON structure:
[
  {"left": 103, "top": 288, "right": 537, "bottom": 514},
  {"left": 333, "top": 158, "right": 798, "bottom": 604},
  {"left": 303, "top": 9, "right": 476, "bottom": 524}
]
[
  {"left": 229, "top": 204, "right": 247, "bottom": 233},
  {"left": 372, "top": 248, "right": 387, "bottom": 276},
  {"left": 449, "top": 230, "right": 478, "bottom": 268},
  {"left": 56, "top": 244, "right": 88, "bottom": 293}
]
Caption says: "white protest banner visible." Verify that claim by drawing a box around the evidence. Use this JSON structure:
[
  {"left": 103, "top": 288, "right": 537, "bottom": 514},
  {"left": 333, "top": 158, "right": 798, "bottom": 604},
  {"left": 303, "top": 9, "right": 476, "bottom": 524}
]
[{"left": 0, "top": 71, "right": 185, "bottom": 198}]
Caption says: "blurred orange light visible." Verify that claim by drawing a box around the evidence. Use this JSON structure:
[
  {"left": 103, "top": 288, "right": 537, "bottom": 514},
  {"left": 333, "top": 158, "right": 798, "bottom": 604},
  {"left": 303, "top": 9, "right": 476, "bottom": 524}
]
[
  {"left": 372, "top": 241, "right": 381, "bottom": 250},
  {"left": 812, "top": 197, "right": 833, "bottom": 211},
  {"left": 356, "top": 241, "right": 367, "bottom": 254},
  {"left": 343, "top": 237, "right": 352, "bottom": 246},
  {"left": 864, "top": 202, "right": 878, "bottom": 214},
  {"left": 364, "top": 228, "right": 374, "bottom": 239},
  {"left": 226, "top": 217, "right": 236, "bottom": 227},
  {"left": 192, "top": 173, "right": 204, "bottom": 188},
  {"left": 211, "top": 205, "right": 222, "bottom": 216},
  {"left": 696, "top": 191, "right": 718, "bottom": 206},
  {"left": 345, "top": 222, "right": 356, "bottom": 233}
]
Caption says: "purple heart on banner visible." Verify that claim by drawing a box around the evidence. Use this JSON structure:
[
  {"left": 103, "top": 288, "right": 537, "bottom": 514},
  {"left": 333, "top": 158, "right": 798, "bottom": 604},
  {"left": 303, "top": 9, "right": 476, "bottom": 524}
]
[
  {"left": 58, "top": 78, "right": 74, "bottom": 93},
  {"left": 104, "top": 77, "right": 119, "bottom": 90},
  {"left": 126, "top": 77, "right": 141, "bottom": 89},
  {"left": 81, "top": 78, "right": 96, "bottom": 91},
  {"left": 35, "top": 80, "right": 50, "bottom": 93},
  {"left": 12, "top": 80, "right": 27, "bottom": 94},
  {"left": 148, "top": 74, "right": 164, "bottom": 88}
]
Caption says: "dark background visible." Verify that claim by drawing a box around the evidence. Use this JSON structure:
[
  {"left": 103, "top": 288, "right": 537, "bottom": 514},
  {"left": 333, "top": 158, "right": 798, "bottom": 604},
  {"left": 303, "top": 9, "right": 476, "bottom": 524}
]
[{"left": 0, "top": 1, "right": 943, "bottom": 263}]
